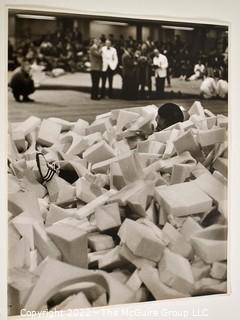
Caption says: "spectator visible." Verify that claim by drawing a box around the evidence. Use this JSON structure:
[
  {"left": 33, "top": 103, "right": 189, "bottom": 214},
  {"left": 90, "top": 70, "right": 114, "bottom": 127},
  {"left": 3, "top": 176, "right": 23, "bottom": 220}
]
[
  {"left": 122, "top": 47, "right": 139, "bottom": 100},
  {"left": 89, "top": 38, "right": 102, "bottom": 100},
  {"left": 200, "top": 72, "right": 218, "bottom": 99},
  {"left": 189, "top": 59, "right": 205, "bottom": 81},
  {"left": 101, "top": 39, "right": 118, "bottom": 98},
  {"left": 153, "top": 49, "right": 168, "bottom": 98},
  {"left": 138, "top": 44, "right": 152, "bottom": 98},
  {"left": 9, "top": 59, "right": 35, "bottom": 102}
]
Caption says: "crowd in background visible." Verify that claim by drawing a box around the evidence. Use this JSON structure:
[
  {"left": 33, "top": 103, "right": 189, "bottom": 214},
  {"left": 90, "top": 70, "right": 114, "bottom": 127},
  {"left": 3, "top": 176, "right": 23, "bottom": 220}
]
[{"left": 8, "top": 28, "right": 228, "bottom": 101}]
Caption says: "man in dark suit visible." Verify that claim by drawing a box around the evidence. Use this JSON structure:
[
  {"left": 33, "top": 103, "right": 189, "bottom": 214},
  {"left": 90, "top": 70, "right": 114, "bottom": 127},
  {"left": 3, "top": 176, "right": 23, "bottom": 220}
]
[
  {"left": 89, "top": 39, "right": 102, "bottom": 100},
  {"left": 9, "top": 59, "right": 35, "bottom": 102}
]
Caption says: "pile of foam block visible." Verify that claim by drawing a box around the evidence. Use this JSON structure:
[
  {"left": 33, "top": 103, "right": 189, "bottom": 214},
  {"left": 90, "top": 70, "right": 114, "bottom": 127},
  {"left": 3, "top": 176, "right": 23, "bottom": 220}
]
[{"left": 8, "top": 101, "right": 228, "bottom": 315}]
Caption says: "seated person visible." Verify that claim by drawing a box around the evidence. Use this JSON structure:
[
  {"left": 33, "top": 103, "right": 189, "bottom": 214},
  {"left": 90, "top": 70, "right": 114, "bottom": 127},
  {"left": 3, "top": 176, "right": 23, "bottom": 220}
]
[
  {"left": 155, "top": 103, "right": 185, "bottom": 131},
  {"left": 200, "top": 73, "right": 217, "bottom": 99},
  {"left": 217, "top": 79, "right": 228, "bottom": 99},
  {"left": 189, "top": 59, "right": 205, "bottom": 81},
  {"left": 9, "top": 59, "right": 35, "bottom": 102}
]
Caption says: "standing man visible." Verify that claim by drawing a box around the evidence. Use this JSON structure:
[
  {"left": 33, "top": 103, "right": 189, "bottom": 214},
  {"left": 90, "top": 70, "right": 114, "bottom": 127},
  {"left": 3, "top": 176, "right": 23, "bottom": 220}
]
[
  {"left": 89, "top": 38, "right": 102, "bottom": 100},
  {"left": 122, "top": 47, "right": 139, "bottom": 100},
  {"left": 153, "top": 49, "right": 168, "bottom": 98},
  {"left": 101, "top": 39, "right": 118, "bottom": 98}
]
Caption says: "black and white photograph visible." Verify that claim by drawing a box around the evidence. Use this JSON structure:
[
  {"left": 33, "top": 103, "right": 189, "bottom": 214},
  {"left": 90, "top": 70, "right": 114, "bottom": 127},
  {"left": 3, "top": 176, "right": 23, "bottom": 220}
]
[{"left": 5, "top": 2, "right": 231, "bottom": 319}]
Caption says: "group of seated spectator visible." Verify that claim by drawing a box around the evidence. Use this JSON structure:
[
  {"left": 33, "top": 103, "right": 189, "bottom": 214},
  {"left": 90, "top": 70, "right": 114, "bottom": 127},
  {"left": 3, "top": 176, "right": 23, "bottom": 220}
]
[
  {"left": 8, "top": 29, "right": 228, "bottom": 101},
  {"left": 8, "top": 29, "right": 89, "bottom": 73}
]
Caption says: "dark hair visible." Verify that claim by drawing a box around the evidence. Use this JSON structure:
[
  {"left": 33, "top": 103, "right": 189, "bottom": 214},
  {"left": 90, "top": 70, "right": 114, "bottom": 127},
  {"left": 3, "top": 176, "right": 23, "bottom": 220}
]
[{"left": 158, "top": 103, "right": 184, "bottom": 128}]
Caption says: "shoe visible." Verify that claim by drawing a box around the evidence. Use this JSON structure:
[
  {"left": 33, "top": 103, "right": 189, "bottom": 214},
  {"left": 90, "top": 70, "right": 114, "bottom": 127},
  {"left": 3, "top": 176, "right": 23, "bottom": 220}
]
[
  {"left": 13, "top": 93, "right": 21, "bottom": 102},
  {"left": 36, "top": 152, "right": 59, "bottom": 183},
  {"left": 23, "top": 96, "right": 35, "bottom": 102}
]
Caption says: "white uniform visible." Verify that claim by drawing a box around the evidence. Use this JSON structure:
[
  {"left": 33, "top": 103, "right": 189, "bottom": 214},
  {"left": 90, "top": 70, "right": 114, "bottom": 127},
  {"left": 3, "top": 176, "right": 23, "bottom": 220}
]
[
  {"left": 200, "top": 77, "right": 217, "bottom": 99},
  {"left": 217, "top": 79, "right": 228, "bottom": 98}
]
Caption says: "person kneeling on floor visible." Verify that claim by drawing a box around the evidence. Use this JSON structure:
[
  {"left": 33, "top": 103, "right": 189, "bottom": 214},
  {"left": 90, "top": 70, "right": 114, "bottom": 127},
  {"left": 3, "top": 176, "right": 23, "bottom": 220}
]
[{"left": 9, "top": 58, "right": 35, "bottom": 102}]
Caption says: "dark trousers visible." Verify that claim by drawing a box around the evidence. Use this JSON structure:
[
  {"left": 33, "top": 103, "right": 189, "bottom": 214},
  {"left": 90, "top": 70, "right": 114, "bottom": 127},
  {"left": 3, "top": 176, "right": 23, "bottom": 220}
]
[
  {"left": 101, "top": 67, "right": 114, "bottom": 98},
  {"left": 12, "top": 80, "right": 35, "bottom": 102},
  {"left": 156, "top": 76, "right": 165, "bottom": 97},
  {"left": 90, "top": 70, "right": 101, "bottom": 99}
]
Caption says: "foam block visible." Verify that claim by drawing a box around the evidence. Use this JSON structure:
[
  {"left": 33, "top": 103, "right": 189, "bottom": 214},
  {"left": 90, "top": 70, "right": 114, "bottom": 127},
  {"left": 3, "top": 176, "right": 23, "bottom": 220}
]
[
  {"left": 118, "top": 218, "right": 165, "bottom": 262},
  {"left": 53, "top": 292, "right": 91, "bottom": 310},
  {"left": 17, "top": 116, "right": 41, "bottom": 136},
  {"left": 46, "top": 222, "right": 88, "bottom": 268},
  {"left": 37, "top": 119, "right": 61, "bottom": 147},
  {"left": 60, "top": 131, "right": 87, "bottom": 156},
  {"left": 24, "top": 258, "right": 135, "bottom": 310},
  {"left": 76, "top": 178, "right": 104, "bottom": 204},
  {"left": 194, "top": 172, "right": 227, "bottom": 206},
  {"left": 213, "top": 157, "right": 227, "bottom": 178},
  {"left": 210, "top": 262, "right": 227, "bottom": 280},
  {"left": 193, "top": 278, "right": 227, "bottom": 295},
  {"left": 8, "top": 268, "right": 38, "bottom": 315},
  {"left": 162, "top": 223, "right": 193, "bottom": 258},
  {"left": 88, "top": 233, "right": 114, "bottom": 251},
  {"left": 173, "top": 130, "right": 201, "bottom": 158},
  {"left": 83, "top": 140, "right": 115, "bottom": 164},
  {"left": 11, "top": 212, "right": 35, "bottom": 250},
  {"left": 88, "top": 249, "right": 111, "bottom": 268},
  {"left": 8, "top": 237, "right": 30, "bottom": 269},
  {"left": 92, "top": 293, "right": 107, "bottom": 307},
  {"left": 144, "top": 151, "right": 197, "bottom": 175},
  {"left": 8, "top": 191, "right": 42, "bottom": 222},
  {"left": 86, "top": 117, "right": 111, "bottom": 135},
  {"left": 109, "top": 162, "right": 126, "bottom": 190},
  {"left": 46, "top": 175, "right": 76, "bottom": 206},
  {"left": 158, "top": 248, "right": 194, "bottom": 295},
  {"left": 95, "top": 202, "right": 121, "bottom": 231},
  {"left": 126, "top": 270, "right": 142, "bottom": 291},
  {"left": 12, "top": 128, "right": 27, "bottom": 152},
  {"left": 170, "top": 163, "right": 195, "bottom": 184},
  {"left": 162, "top": 129, "right": 179, "bottom": 159},
  {"left": 45, "top": 204, "right": 76, "bottom": 226},
  {"left": 117, "top": 151, "right": 144, "bottom": 183},
  {"left": 33, "top": 222, "right": 62, "bottom": 260},
  {"left": 48, "top": 117, "right": 74, "bottom": 131},
  {"left": 50, "top": 282, "right": 104, "bottom": 306},
  {"left": 116, "top": 110, "right": 140, "bottom": 134},
  {"left": 155, "top": 181, "right": 212, "bottom": 216},
  {"left": 76, "top": 189, "right": 116, "bottom": 219},
  {"left": 119, "top": 244, "right": 156, "bottom": 269},
  {"left": 188, "top": 101, "right": 205, "bottom": 118},
  {"left": 191, "top": 259, "right": 211, "bottom": 281},
  {"left": 137, "top": 140, "right": 165, "bottom": 154},
  {"left": 72, "top": 118, "right": 89, "bottom": 135},
  {"left": 139, "top": 266, "right": 187, "bottom": 300},
  {"left": 217, "top": 114, "right": 228, "bottom": 128},
  {"left": 180, "top": 217, "right": 203, "bottom": 241},
  {"left": 98, "top": 246, "right": 126, "bottom": 270},
  {"left": 110, "top": 269, "right": 130, "bottom": 283},
  {"left": 191, "top": 225, "right": 227, "bottom": 263},
  {"left": 197, "top": 128, "right": 226, "bottom": 147}
]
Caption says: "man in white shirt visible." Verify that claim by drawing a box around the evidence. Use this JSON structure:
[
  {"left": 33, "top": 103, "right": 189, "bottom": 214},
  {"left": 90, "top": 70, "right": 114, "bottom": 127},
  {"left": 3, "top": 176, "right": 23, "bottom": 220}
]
[
  {"left": 153, "top": 49, "right": 168, "bottom": 98},
  {"left": 101, "top": 39, "right": 118, "bottom": 98}
]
